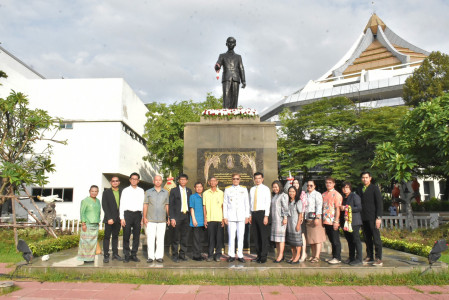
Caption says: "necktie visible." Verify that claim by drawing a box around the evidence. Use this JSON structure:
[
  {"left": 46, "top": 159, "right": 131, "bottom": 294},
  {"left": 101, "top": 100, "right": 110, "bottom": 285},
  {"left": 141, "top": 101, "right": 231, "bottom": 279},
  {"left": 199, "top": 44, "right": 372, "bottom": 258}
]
[
  {"left": 182, "top": 188, "right": 187, "bottom": 213},
  {"left": 363, "top": 186, "right": 367, "bottom": 193},
  {"left": 254, "top": 186, "right": 258, "bottom": 211}
]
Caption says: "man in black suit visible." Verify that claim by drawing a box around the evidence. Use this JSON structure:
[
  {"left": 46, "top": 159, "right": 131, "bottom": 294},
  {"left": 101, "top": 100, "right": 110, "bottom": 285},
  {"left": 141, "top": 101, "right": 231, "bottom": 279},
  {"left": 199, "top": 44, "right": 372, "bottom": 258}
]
[
  {"left": 356, "top": 171, "right": 383, "bottom": 266},
  {"left": 169, "top": 173, "right": 192, "bottom": 262},
  {"left": 102, "top": 176, "right": 123, "bottom": 263},
  {"left": 215, "top": 37, "right": 246, "bottom": 108}
]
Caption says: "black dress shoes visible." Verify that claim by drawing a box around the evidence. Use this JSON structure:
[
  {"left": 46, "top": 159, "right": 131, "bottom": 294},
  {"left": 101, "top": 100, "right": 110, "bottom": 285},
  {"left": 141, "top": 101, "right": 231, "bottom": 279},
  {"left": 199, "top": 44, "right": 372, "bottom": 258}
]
[
  {"left": 179, "top": 256, "right": 189, "bottom": 262},
  {"left": 193, "top": 257, "right": 204, "bottom": 261},
  {"left": 112, "top": 254, "right": 123, "bottom": 261},
  {"left": 227, "top": 257, "right": 235, "bottom": 262},
  {"left": 251, "top": 257, "right": 261, "bottom": 262},
  {"left": 172, "top": 256, "right": 179, "bottom": 263},
  {"left": 214, "top": 255, "right": 221, "bottom": 262},
  {"left": 258, "top": 258, "right": 267, "bottom": 264},
  {"left": 237, "top": 257, "right": 246, "bottom": 263},
  {"left": 147, "top": 258, "right": 153, "bottom": 263},
  {"left": 123, "top": 256, "right": 130, "bottom": 263},
  {"left": 130, "top": 256, "right": 140, "bottom": 262},
  {"left": 103, "top": 256, "right": 109, "bottom": 263},
  {"left": 156, "top": 258, "right": 164, "bottom": 263}
]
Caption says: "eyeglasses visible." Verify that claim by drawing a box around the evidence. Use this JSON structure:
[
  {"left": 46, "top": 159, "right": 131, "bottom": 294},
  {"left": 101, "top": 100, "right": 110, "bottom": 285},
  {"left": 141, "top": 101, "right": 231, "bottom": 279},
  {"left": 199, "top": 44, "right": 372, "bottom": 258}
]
[{"left": 232, "top": 178, "right": 240, "bottom": 180}]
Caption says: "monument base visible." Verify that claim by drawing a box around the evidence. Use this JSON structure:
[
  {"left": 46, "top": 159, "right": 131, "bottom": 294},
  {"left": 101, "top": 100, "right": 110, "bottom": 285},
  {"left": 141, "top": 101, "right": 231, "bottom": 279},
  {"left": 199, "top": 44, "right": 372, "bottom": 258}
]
[{"left": 183, "top": 116, "right": 277, "bottom": 190}]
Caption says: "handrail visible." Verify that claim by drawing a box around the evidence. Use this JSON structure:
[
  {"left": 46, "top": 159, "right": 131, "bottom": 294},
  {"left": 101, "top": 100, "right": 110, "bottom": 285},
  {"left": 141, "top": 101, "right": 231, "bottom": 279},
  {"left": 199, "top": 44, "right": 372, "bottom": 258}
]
[{"left": 315, "top": 60, "right": 424, "bottom": 83}]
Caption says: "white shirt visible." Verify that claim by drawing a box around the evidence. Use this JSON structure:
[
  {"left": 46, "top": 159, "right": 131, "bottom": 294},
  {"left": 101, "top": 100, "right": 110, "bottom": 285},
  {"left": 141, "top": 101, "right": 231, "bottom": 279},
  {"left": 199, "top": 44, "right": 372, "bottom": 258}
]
[
  {"left": 179, "top": 186, "right": 188, "bottom": 213},
  {"left": 223, "top": 185, "right": 250, "bottom": 222},
  {"left": 119, "top": 185, "right": 145, "bottom": 219},
  {"left": 249, "top": 184, "right": 271, "bottom": 217}
]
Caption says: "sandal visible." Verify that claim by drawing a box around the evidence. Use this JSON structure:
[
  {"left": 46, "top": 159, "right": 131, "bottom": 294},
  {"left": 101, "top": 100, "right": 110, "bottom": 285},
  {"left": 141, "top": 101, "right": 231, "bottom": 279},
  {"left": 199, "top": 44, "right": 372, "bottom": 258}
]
[
  {"left": 310, "top": 257, "right": 320, "bottom": 263},
  {"left": 306, "top": 256, "right": 314, "bottom": 262}
]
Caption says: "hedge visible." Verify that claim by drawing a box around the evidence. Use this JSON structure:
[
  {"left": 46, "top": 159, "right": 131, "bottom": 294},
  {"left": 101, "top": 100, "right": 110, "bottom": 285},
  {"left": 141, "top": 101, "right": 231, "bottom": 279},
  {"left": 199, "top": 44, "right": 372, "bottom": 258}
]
[
  {"left": 29, "top": 230, "right": 104, "bottom": 257},
  {"left": 380, "top": 236, "right": 432, "bottom": 257}
]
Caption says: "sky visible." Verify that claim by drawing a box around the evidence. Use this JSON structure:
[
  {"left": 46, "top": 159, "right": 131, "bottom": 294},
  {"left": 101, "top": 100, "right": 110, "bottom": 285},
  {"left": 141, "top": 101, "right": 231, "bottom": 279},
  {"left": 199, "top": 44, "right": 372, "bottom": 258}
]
[{"left": 1, "top": 0, "right": 448, "bottom": 113}]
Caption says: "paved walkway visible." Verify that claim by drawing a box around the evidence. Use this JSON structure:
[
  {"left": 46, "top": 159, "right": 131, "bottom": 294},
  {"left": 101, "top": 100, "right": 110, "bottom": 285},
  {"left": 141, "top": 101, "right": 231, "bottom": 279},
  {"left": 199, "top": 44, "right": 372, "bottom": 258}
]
[{"left": 2, "top": 281, "right": 449, "bottom": 299}]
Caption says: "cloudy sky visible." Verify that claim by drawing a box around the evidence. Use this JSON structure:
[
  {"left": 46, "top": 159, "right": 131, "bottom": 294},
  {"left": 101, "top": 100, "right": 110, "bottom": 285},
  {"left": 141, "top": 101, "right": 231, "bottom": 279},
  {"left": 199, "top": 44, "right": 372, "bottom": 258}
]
[{"left": 1, "top": 0, "right": 448, "bottom": 113}]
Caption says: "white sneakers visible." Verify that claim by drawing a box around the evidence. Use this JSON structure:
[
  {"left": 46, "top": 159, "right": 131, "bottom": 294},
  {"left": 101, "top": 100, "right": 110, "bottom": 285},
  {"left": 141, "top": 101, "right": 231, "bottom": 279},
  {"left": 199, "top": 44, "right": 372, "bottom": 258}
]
[{"left": 328, "top": 258, "right": 341, "bottom": 264}]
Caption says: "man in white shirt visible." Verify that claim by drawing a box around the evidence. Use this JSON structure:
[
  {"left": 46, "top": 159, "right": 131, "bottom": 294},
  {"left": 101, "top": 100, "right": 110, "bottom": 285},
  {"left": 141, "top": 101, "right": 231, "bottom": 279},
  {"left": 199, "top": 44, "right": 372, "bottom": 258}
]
[
  {"left": 120, "top": 172, "right": 145, "bottom": 263},
  {"left": 223, "top": 173, "right": 250, "bottom": 263},
  {"left": 249, "top": 172, "right": 271, "bottom": 264}
]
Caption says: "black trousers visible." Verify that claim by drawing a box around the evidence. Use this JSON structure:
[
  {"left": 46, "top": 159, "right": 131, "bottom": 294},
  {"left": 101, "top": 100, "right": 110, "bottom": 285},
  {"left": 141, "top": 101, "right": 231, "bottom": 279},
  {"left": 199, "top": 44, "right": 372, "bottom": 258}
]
[
  {"left": 222, "top": 80, "right": 240, "bottom": 108},
  {"left": 251, "top": 211, "right": 269, "bottom": 259},
  {"left": 171, "top": 213, "right": 191, "bottom": 258},
  {"left": 324, "top": 224, "right": 342, "bottom": 260},
  {"left": 123, "top": 211, "right": 142, "bottom": 257},
  {"left": 103, "top": 219, "right": 121, "bottom": 257},
  {"left": 362, "top": 220, "right": 382, "bottom": 260},
  {"left": 207, "top": 221, "right": 224, "bottom": 257},
  {"left": 343, "top": 224, "right": 362, "bottom": 262},
  {"left": 192, "top": 226, "right": 204, "bottom": 259}
]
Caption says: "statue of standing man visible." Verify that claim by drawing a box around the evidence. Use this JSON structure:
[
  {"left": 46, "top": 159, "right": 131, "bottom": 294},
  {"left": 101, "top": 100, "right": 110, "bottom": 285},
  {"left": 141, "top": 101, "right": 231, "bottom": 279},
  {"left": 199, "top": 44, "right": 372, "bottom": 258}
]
[{"left": 215, "top": 37, "right": 246, "bottom": 109}]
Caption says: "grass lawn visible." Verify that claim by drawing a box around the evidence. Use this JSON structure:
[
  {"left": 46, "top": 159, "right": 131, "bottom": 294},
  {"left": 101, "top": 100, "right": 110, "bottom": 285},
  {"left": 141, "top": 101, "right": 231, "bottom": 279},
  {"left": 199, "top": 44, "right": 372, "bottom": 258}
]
[{"left": 16, "top": 268, "right": 449, "bottom": 286}]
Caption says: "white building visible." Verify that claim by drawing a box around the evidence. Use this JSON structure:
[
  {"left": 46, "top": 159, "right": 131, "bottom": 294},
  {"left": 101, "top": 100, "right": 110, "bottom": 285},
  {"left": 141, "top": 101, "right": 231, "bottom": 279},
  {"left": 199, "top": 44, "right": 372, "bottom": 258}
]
[{"left": 0, "top": 45, "right": 158, "bottom": 219}]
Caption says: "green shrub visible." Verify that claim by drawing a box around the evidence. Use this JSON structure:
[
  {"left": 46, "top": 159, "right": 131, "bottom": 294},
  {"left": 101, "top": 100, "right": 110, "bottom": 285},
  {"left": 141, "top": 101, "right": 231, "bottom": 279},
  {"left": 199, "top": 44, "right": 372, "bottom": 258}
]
[
  {"left": 29, "top": 230, "right": 104, "bottom": 257},
  {"left": 412, "top": 197, "right": 449, "bottom": 212},
  {"left": 381, "top": 237, "right": 432, "bottom": 257}
]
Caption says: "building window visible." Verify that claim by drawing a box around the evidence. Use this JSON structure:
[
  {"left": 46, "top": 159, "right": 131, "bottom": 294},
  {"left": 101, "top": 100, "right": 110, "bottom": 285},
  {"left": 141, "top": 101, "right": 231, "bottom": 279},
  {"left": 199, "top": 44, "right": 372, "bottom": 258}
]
[
  {"left": 121, "top": 122, "right": 147, "bottom": 146},
  {"left": 31, "top": 187, "right": 74, "bottom": 202},
  {"left": 59, "top": 122, "right": 73, "bottom": 129},
  {"left": 439, "top": 180, "right": 447, "bottom": 200},
  {"left": 423, "top": 181, "right": 431, "bottom": 201}
]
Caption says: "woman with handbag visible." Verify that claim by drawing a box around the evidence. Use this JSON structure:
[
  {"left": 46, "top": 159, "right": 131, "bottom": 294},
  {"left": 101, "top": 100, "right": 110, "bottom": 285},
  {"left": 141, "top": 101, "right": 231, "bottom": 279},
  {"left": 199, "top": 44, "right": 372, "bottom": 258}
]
[{"left": 305, "top": 180, "right": 325, "bottom": 263}]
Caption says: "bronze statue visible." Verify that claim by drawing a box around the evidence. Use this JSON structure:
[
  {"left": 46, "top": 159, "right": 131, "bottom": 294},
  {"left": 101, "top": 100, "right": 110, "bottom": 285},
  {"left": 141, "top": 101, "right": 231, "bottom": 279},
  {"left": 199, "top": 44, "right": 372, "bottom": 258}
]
[{"left": 215, "top": 37, "right": 246, "bottom": 109}]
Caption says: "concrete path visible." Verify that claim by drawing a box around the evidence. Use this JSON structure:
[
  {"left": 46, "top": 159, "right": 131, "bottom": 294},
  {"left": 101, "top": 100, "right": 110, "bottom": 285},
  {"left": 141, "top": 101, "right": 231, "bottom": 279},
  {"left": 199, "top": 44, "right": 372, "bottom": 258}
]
[{"left": 2, "top": 281, "right": 449, "bottom": 299}]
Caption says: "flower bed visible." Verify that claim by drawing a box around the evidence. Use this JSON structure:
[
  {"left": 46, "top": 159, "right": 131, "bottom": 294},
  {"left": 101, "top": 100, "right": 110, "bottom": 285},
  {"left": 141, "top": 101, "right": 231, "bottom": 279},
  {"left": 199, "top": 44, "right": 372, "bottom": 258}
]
[
  {"left": 381, "top": 236, "right": 432, "bottom": 257},
  {"left": 202, "top": 108, "right": 258, "bottom": 119}
]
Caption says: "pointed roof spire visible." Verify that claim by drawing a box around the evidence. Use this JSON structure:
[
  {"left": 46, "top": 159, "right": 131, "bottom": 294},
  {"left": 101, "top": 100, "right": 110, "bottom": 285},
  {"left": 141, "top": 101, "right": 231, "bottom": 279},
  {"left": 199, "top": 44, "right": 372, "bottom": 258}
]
[{"left": 364, "top": 13, "right": 386, "bottom": 34}]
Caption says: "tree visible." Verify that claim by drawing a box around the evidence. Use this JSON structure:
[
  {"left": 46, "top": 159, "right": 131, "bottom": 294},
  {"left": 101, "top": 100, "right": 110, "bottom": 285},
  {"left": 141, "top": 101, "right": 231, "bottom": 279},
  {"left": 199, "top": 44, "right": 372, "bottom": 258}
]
[
  {"left": 279, "top": 97, "right": 356, "bottom": 180},
  {"left": 373, "top": 93, "right": 449, "bottom": 200},
  {"left": 403, "top": 51, "right": 449, "bottom": 107},
  {"left": 143, "top": 93, "right": 222, "bottom": 177},
  {"left": 278, "top": 97, "right": 408, "bottom": 184},
  {"left": 0, "top": 89, "right": 63, "bottom": 201},
  {"left": 350, "top": 105, "right": 410, "bottom": 185}
]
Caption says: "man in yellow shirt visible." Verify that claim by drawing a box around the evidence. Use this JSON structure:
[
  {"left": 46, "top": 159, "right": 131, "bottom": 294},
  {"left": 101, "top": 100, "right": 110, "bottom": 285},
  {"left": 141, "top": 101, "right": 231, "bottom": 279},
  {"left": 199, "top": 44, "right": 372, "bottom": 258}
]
[{"left": 203, "top": 176, "right": 224, "bottom": 262}]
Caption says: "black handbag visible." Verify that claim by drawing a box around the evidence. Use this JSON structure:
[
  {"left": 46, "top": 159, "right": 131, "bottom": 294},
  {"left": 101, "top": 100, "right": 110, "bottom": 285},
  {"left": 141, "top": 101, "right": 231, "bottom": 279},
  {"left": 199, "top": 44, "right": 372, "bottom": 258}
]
[{"left": 307, "top": 212, "right": 316, "bottom": 220}]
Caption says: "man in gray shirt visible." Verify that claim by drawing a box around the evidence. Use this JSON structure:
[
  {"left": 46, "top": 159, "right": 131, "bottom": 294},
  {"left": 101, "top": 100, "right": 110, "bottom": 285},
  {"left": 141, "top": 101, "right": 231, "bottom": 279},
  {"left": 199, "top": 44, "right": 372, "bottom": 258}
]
[{"left": 143, "top": 175, "right": 169, "bottom": 263}]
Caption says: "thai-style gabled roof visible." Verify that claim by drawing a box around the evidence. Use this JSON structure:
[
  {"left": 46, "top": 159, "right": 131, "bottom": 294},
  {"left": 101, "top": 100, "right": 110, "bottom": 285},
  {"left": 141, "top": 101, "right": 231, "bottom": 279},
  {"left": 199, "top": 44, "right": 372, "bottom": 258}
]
[{"left": 260, "top": 14, "right": 430, "bottom": 121}]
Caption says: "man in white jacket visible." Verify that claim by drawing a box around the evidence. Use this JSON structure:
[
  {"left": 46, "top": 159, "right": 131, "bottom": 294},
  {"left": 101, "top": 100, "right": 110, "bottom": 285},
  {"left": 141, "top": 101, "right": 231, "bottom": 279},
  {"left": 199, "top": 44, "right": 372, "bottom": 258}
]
[{"left": 223, "top": 173, "right": 250, "bottom": 263}]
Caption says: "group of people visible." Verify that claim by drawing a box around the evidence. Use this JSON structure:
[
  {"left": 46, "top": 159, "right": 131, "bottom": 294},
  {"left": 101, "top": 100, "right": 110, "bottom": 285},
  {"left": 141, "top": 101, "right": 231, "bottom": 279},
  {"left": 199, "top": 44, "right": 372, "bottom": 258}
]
[{"left": 78, "top": 171, "right": 383, "bottom": 267}]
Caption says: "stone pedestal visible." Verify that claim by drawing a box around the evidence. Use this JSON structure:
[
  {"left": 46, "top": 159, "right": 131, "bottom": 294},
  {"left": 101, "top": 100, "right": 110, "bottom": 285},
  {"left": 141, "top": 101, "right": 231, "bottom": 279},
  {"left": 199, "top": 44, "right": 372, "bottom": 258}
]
[{"left": 183, "top": 116, "right": 277, "bottom": 190}]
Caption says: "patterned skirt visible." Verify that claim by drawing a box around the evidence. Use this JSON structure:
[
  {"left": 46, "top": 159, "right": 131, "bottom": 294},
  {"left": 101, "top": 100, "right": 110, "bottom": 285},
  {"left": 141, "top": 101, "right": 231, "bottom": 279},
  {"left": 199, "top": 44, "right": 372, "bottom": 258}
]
[{"left": 77, "top": 223, "right": 99, "bottom": 262}]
